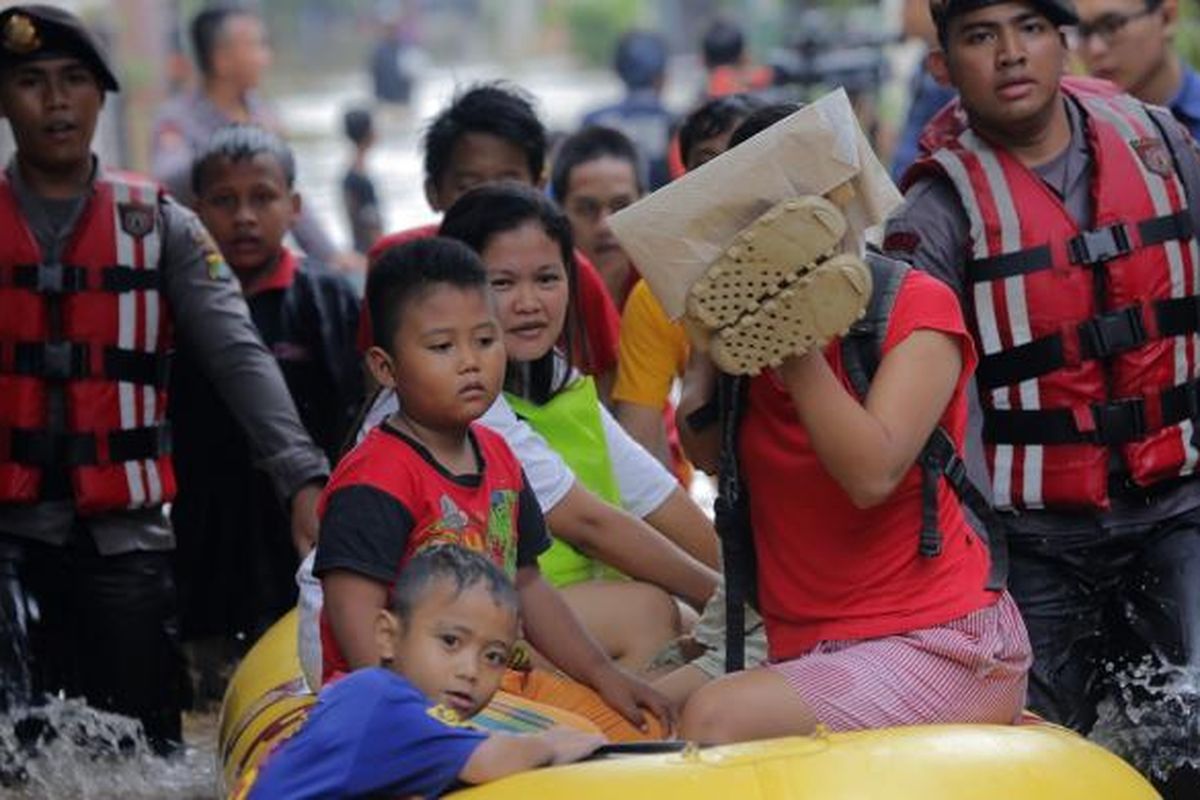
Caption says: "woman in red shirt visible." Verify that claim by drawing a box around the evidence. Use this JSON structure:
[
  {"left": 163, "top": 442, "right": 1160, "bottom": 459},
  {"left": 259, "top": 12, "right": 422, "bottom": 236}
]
[
  {"left": 672, "top": 107, "right": 1030, "bottom": 745},
  {"left": 677, "top": 258, "right": 1032, "bottom": 743}
]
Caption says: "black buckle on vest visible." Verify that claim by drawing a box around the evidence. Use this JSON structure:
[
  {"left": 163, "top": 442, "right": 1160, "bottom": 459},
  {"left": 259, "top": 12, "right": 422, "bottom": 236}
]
[
  {"left": 42, "top": 342, "right": 74, "bottom": 380},
  {"left": 38, "top": 262, "right": 64, "bottom": 293},
  {"left": 1069, "top": 224, "right": 1132, "bottom": 265},
  {"left": 1093, "top": 397, "right": 1145, "bottom": 444},
  {"left": 1079, "top": 306, "right": 1147, "bottom": 359}
]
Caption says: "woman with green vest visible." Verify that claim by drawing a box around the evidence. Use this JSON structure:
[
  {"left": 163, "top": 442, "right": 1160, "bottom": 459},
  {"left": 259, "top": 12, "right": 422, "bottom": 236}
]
[{"left": 439, "top": 182, "right": 718, "bottom": 672}]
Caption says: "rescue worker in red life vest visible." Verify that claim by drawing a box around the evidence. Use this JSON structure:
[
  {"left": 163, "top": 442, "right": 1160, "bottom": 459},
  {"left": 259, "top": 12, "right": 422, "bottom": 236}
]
[
  {"left": 0, "top": 5, "right": 328, "bottom": 755},
  {"left": 883, "top": 0, "right": 1200, "bottom": 795}
]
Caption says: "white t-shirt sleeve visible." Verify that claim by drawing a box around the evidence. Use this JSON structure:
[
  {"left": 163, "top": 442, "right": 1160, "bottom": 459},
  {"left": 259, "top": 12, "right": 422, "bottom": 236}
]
[
  {"left": 598, "top": 401, "right": 677, "bottom": 518},
  {"left": 478, "top": 395, "right": 577, "bottom": 514}
]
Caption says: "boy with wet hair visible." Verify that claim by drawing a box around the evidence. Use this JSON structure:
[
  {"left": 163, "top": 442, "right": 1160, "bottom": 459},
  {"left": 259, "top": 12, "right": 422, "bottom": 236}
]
[
  {"left": 171, "top": 124, "right": 361, "bottom": 703},
  {"left": 240, "top": 545, "right": 604, "bottom": 800},
  {"left": 316, "top": 237, "right": 672, "bottom": 741}
]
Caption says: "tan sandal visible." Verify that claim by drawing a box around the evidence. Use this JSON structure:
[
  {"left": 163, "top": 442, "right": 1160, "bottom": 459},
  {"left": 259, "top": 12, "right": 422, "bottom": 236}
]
[
  {"left": 686, "top": 195, "right": 848, "bottom": 330},
  {"left": 708, "top": 253, "right": 872, "bottom": 375}
]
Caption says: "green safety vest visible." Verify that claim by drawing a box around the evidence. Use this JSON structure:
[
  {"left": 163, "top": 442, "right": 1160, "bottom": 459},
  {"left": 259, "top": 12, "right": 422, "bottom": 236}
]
[{"left": 505, "top": 376, "right": 626, "bottom": 587}]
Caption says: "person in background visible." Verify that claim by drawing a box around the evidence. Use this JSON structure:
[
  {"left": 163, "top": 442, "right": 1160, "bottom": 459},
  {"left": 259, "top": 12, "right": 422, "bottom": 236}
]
[
  {"left": 701, "top": 18, "right": 773, "bottom": 99},
  {"left": 171, "top": 124, "right": 362, "bottom": 706},
  {"left": 363, "top": 83, "right": 623, "bottom": 396},
  {"left": 890, "top": 0, "right": 959, "bottom": 178},
  {"left": 238, "top": 546, "right": 605, "bottom": 800},
  {"left": 341, "top": 108, "right": 383, "bottom": 256},
  {"left": 1075, "top": 0, "right": 1200, "bottom": 138},
  {"left": 0, "top": 5, "right": 327, "bottom": 753},
  {"left": 612, "top": 95, "right": 764, "bottom": 477},
  {"left": 151, "top": 4, "right": 355, "bottom": 269},
  {"left": 582, "top": 30, "right": 675, "bottom": 191},
  {"left": 551, "top": 126, "right": 644, "bottom": 309}
]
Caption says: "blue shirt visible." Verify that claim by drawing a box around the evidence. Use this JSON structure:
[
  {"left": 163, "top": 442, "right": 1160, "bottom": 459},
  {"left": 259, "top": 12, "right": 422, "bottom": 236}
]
[
  {"left": 247, "top": 668, "right": 488, "bottom": 800},
  {"left": 891, "top": 58, "right": 958, "bottom": 182},
  {"left": 1169, "top": 63, "right": 1200, "bottom": 141},
  {"left": 583, "top": 90, "right": 676, "bottom": 190}
]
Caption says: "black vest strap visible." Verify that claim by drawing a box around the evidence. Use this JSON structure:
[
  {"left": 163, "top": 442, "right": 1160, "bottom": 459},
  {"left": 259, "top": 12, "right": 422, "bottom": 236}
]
[
  {"left": 8, "top": 263, "right": 160, "bottom": 293},
  {"left": 1, "top": 424, "right": 171, "bottom": 467},
  {"left": 843, "top": 252, "right": 1009, "bottom": 589},
  {"left": 5, "top": 342, "right": 170, "bottom": 386},
  {"left": 983, "top": 377, "right": 1200, "bottom": 445},
  {"left": 969, "top": 210, "right": 1194, "bottom": 282},
  {"left": 976, "top": 295, "right": 1200, "bottom": 389}
]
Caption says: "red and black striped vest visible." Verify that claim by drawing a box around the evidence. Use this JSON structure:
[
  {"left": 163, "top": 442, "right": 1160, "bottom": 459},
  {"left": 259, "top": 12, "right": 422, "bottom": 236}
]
[
  {"left": 0, "top": 172, "right": 175, "bottom": 514},
  {"left": 906, "top": 81, "right": 1200, "bottom": 511}
]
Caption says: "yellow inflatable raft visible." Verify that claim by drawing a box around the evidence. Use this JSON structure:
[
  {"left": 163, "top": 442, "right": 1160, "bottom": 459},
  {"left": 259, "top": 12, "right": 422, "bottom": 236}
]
[{"left": 219, "top": 611, "right": 1160, "bottom": 799}]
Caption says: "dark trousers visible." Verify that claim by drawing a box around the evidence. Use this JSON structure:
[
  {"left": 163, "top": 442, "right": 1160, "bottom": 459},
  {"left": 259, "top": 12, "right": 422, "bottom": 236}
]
[
  {"left": 0, "top": 532, "right": 183, "bottom": 754},
  {"left": 1008, "top": 505, "right": 1200, "bottom": 796}
]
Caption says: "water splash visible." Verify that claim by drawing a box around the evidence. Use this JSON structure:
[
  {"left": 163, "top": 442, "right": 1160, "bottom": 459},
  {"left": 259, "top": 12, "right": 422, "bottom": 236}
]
[
  {"left": 1090, "top": 655, "right": 1200, "bottom": 783},
  {"left": 0, "top": 697, "right": 215, "bottom": 799}
]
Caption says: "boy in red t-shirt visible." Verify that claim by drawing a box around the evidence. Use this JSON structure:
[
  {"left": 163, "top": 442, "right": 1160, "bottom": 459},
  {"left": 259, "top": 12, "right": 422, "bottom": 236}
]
[{"left": 315, "top": 237, "right": 671, "bottom": 741}]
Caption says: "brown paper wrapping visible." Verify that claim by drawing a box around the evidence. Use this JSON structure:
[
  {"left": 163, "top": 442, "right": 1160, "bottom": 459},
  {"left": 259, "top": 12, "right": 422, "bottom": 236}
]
[{"left": 608, "top": 88, "right": 903, "bottom": 320}]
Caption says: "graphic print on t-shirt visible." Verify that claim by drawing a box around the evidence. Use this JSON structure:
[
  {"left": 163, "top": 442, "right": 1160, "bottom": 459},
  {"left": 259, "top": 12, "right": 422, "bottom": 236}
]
[{"left": 410, "top": 489, "right": 518, "bottom": 575}]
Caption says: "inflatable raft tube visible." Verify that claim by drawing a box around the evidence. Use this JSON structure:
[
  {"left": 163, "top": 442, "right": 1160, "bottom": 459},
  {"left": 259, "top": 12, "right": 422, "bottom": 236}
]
[{"left": 219, "top": 611, "right": 1159, "bottom": 799}]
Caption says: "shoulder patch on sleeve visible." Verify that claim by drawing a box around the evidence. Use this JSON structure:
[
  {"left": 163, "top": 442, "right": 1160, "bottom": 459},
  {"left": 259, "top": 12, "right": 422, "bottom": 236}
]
[{"left": 188, "top": 220, "right": 232, "bottom": 281}]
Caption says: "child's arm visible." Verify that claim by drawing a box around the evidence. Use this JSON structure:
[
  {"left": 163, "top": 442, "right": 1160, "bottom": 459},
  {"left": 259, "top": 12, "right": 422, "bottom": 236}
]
[
  {"left": 460, "top": 728, "right": 606, "bottom": 784},
  {"left": 778, "top": 328, "right": 962, "bottom": 509},
  {"left": 323, "top": 570, "right": 390, "bottom": 668},
  {"left": 515, "top": 566, "right": 675, "bottom": 730}
]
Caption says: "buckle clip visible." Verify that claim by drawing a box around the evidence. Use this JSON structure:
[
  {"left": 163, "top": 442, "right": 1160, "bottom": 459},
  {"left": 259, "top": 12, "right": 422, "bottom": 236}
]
[
  {"left": 42, "top": 342, "right": 73, "bottom": 380},
  {"left": 1092, "top": 397, "right": 1146, "bottom": 444},
  {"left": 1080, "top": 306, "right": 1146, "bottom": 358},
  {"left": 37, "top": 262, "right": 64, "bottom": 293},
  {"left": 1069, "top": 224, "right": 1132, "bottom": 265}
]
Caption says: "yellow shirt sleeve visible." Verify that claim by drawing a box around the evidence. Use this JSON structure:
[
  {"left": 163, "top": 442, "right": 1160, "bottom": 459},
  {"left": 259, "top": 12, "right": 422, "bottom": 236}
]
[{"left": 613, "top": 279, "right": 689, "bottom": 408}]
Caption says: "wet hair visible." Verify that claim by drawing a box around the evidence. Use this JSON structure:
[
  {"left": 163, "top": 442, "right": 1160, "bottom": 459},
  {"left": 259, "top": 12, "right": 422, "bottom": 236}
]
[
  {"left": 727, "top": 102, "right": 802, "bottom": 149},
  {"left": 343, "top": 107, "right": 374, "bottom": 146},
  {"left": 438, "top": 182, "right": 586, "bottom": 405},
  {"left": 677, "top": 94, "right": 766, "bottom": 169},
  {"left": 366, "top": 237, "right": 488, "bottom": 351},
  {"left": 190, "top": 4, "right": 256, "bottom": 77},
  {"left": 423, "top": 83, "right": 546, "bottom": 188},
  {"left": 614, "top": 30, "right": 668, "bottom": 90},
  {"left": 550, "top": 125, "right": 644, "bottom": 203},
  {"left": 702, "top": 19, "right": 745, "bottom": 69},
  {"left": 390, "top": 545, "right": 518, "bottom": 626},
  {"left": 191, "top": 124, "right": 295, "bottom": 196}
]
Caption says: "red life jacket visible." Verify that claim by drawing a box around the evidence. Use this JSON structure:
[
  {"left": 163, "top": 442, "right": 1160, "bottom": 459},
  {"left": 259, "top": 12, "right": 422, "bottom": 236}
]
[
  {"left": 905, "top": 82, "right": 1200, "bottom": 511},
  {"left": 0, "top": 172, "right": 175, "bottom": 515}
]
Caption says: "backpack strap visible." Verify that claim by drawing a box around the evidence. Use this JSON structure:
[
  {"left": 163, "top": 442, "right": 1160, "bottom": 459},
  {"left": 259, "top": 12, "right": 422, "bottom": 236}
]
[
  {"left": 841, "top": 251, "right": 1008, "bottom": 590},
  {"left": 716, "top": 372, "right": 755, "bottom": 673}
]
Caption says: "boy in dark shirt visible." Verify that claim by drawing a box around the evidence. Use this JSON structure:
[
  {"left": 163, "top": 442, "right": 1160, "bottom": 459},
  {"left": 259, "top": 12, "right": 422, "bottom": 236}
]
[
  {"left": 341, "top": 108, "right": 383, "bottom": 255},
  {"left": 170, "top": 125, "right": 362, "bottom": 703},
  {"left": 240, "top": 545, "right": 604, "bottom": 800},
  {"left": 315, "top": 237, "right": 672, "bottom": 740}
]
